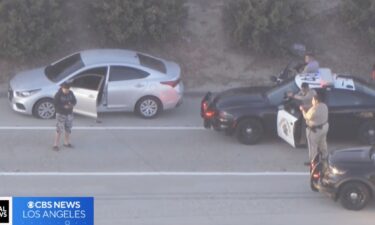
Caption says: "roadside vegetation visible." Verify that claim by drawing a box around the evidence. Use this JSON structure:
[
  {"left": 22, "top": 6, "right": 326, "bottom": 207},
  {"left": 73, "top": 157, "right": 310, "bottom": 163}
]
[
  {"left": 0, "top": 0, "right": 374, "bottom": 83},
  {"left": 0, "top": 0, "right": 71, "bottom": 58},
  {"left": 223, "top": 0, "right": 307, "bottom": 54},
  {"left": 340, "top": 0, "right": 375, "bottom": 47},
  {"left": 0, "top": 0, "right": 188, "bottom": 59}
]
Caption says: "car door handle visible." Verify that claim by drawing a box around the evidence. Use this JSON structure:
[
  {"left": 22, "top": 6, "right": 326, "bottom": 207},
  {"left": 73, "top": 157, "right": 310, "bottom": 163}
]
[
  {"left": 135, "top": 84, "right": 144, "bottom": 88},
  {"left": 88, "top": 94, "right": 95, "bottom": 98}
]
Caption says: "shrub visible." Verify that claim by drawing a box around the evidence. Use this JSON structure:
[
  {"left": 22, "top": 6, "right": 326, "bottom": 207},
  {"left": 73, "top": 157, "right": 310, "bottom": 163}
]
[
  {"left": 0, "top": 0, "right": 71, "bottom": 58},
  {"left": 223, "top": 0, "right": 306, "bottom": 54},
  {"left": 87, "top": 0, "right": 188, "bottom": 45},
  {"left": 340, "top": 0, "right": 375, "bottom": 46}
]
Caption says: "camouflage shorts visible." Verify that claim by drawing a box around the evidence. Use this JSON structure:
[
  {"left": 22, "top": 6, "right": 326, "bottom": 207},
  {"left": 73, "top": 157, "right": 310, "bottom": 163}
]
[{"left": 56, "top": 113, "right": 74, "bottom": 134}]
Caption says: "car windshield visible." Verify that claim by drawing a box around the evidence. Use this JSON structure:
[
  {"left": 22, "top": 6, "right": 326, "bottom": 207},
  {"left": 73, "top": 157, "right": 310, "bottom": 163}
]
[
  {"left": 137, "top": 53, "right": 166, "bottom": 74},
  {"left": 353, "top": 80, "right": 375, "bottom": 97},
  {"left": 266, "top": 79, "right": 299, "bottom": 106},
  {"left": 45, "top": 53, "right": 85, "bottom": 82}
]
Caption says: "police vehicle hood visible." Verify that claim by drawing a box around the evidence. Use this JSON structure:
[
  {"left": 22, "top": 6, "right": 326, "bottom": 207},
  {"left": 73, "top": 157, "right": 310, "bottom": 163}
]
[{"left": 329, "top": 147, "right": 373, "bottom": 165}]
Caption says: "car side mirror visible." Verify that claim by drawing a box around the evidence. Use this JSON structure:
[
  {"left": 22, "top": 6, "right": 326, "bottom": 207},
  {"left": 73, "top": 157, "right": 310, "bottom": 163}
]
[{"left": 270, "top": 76, "right": 277, "bottom": 83}]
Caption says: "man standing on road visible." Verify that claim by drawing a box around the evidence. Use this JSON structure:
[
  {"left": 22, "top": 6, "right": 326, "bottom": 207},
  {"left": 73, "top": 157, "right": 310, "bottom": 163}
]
[
  {"left": 53, "top": 82, "right": 77, "bottom": 151},
  {"left": 300, "top": 93, "right": 329, "bottom": 164}
]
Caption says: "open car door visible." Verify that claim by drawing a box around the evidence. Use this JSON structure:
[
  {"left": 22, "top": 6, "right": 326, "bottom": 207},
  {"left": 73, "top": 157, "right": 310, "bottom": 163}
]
[
  {"left": 69, "top": 74, "right": 104, "bottom": 119},
  {"left": 277, "top": 109, "right": 299, "bottom": 148}
]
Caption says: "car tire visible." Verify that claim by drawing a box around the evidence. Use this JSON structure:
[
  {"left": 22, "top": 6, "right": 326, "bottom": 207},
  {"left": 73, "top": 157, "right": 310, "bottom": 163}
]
[
  {"left": 310, "top": 178, "right": 319, "bottom": 192},
  {"left": 339, "top": 182, "right": 370, "bottom": 210},
  {"left": 236, "top": 119, "right": 264, "bottom": 145},
  {"left": 136, "top": 96, "right": 162, "bottom": 119},
  {"left": 358, "top": 121, "right": 375, "bottom": 144},
  {"left": 33, "top": 98, "right": 56, "bottom": 119}
]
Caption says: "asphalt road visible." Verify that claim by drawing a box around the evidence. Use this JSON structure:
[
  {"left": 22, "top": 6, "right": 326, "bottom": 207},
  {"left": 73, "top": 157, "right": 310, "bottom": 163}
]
[{"left": 0, "top": 96, "right": 373, "bottom": 224}]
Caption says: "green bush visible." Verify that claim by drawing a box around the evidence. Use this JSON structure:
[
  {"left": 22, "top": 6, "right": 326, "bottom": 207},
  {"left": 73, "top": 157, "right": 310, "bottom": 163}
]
[
  {"left": 223, "top": 0, "right": 306, "bottom": 54},
  {"left": 87, "top": 0, "right": 188, "bottom": 45},
  {"left": 340, "top": 0, "right": 375, "bottom": 46},
  {"left": 0, "top": 0, "right": 71, "bottom": 58}
]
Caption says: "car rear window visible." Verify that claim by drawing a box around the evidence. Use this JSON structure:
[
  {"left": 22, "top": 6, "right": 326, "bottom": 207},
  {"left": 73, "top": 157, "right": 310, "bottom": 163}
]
[
  {"left": 137, "top": 53, "right": 166, "bottom": 74},
  {"left": 45, "top": 53, "right": 85, "bottom": 82}
]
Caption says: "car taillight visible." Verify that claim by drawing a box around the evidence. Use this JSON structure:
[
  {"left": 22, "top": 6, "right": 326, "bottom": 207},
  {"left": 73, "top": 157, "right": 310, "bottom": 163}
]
[
  {"left": 202, "top": 102, "right": 208, "bottom": 111},
  {"left": 204, "top": 110, "right": 215, "bottom": 118},
  {"left": 312, "top": 171, "right": 320, "bottom": 179},
  {"left": 161, "top": 79, "right": 180, "bottom": 88}
]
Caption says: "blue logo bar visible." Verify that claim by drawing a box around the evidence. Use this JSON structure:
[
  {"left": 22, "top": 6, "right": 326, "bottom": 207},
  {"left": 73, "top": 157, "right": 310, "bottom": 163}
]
[{"left": 12, "top": 197, "right": 94, "bottom": 225}]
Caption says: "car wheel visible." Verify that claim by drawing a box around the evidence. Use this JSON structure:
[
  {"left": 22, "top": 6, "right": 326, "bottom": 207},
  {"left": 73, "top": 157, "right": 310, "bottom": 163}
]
[
  {"left": 339, "top": 182, "right": 370, "bottom": 210},
  {"left": 33, "top": 99, "right": 55, "bottom": 119},
  {"left": 310, "top": 178, "right": 319, "bottom": 192},
  {"left": 358, "top": 121, "right": 375, "bottom": 144},
  {"left": 136, "top": 96, "right": 162, "bottom": 119},
  {"left": 236, "top": 119, "right": 264, "bottom": 145}
]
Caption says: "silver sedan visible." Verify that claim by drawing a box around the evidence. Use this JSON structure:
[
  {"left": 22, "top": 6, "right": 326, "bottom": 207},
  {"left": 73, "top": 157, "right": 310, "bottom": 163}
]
[{"left": 8, "top": 49, "right": 184, "bottom": 119}]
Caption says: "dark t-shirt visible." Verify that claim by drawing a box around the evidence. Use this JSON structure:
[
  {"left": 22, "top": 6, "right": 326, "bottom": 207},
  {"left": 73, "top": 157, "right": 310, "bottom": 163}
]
[{"left": 54, "top": 89, "right": 77, "bottom": 115}]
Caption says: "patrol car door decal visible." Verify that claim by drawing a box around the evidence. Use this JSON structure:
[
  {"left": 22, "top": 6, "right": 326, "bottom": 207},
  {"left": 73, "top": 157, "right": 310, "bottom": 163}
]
[{"left": 277, "top": 109, "right": 298, "bottom": 147}]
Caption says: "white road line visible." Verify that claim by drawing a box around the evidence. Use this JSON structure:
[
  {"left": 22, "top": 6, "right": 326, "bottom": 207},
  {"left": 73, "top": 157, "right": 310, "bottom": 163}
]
[
  {"left": 0, "top": 126, "right": 205, "bottom": 130},
  {"left": 0, "top": 172, "right": 309, "bottom": 176}
]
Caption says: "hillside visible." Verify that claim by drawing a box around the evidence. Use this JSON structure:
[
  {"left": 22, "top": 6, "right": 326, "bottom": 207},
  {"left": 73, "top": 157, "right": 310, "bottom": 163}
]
[{"left": 1, "top": 0, "right": 374, "bottom": 93}]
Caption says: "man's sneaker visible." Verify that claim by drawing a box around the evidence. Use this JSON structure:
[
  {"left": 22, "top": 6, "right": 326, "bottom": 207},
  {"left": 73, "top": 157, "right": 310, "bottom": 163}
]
[{"left": 63, "top": 143, "right": 74, "bottom": 148}]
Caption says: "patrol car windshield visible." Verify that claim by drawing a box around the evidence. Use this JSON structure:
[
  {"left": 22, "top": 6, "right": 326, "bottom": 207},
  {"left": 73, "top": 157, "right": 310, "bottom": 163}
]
[
  {"left": 266, "top": 79, "right": 299, "bottom": 106},
  {"left": 353, "top": 80, "right": 375, "bottom": 97}
]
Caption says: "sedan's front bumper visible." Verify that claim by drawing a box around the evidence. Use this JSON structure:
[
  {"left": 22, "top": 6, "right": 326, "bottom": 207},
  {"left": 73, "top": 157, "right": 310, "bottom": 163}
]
[{"left": 8, "top": 86, "right": 37, "bottom": 115}]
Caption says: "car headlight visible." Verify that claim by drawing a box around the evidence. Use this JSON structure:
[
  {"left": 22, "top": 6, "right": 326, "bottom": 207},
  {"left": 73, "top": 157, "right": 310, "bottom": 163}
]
[
  {"left": 330, "top": 166, "right": 346, "bottom": 175},
  {"left": 15, "top": 89, "right": 41, "bottom": 97}
]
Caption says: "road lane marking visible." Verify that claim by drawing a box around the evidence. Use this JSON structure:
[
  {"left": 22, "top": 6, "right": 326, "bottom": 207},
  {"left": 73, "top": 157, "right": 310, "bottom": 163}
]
[
  {"left": 0, "top": 172, "right": 309, "bottom": 176},
  {"left": 0, "top": 126, "right": 205, "bottom": 130}
]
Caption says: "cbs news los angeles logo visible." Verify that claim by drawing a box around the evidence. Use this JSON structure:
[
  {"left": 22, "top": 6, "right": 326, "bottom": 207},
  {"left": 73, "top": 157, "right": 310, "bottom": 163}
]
[{"left": 0, "top": 197, "right": 12, "bottom": 225}]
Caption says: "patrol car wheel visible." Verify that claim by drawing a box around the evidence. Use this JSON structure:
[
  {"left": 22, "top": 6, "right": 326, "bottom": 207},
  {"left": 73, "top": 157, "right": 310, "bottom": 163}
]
[
  {"left": 358, "top": 121, "right": 375, "bottom": 144},
  {"left": 236, "top": 119, "right": 264, "bottom": 145},
  {"left": 339, "top": 182, "right": 370, "bottom": 210},
  {"left": 33, "top": 98, "right": 56, "bottom": 119}
]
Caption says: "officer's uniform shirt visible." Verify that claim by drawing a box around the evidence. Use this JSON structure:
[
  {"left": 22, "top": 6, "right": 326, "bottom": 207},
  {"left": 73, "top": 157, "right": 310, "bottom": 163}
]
[
  {"left": 294, "top": 89, "right": 317, "bottom": 109},
  {"left": 302, "top": 60, "right": 320, "bottom": 73},
  {"left": 302, "top": 102, "right": 328, "bottom": 127}
]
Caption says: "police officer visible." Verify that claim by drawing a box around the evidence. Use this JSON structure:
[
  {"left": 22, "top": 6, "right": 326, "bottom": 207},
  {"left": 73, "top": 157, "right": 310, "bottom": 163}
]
[
  {"left": 302, "top": 52, "right": 319, "bottom": 73},
  {"left": 287, "top": 82, "right": 317, "bottom": 145},
  {"left": 300, "top": 93, "right": 329, "bottom": 164},
  {"left": 288, "top": 82, "right": 317, "bottom": 110}
]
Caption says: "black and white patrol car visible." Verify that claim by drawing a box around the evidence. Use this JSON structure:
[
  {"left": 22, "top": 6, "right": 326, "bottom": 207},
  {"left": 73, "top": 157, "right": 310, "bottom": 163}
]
[
  {"left": 201, "top": 66, "right": 375, "bottom": 146},
  {"left": 310, "top": 146, "right": 375, "bottom": 210}
]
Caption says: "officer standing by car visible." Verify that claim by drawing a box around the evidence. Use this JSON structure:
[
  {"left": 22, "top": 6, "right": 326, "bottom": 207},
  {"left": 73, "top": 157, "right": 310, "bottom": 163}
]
[
  {"left": 288, "top": 82, "right": 316, "bottom": 110},
  {"left": 300, "top": 93, "right": 329, "bottom": 164},
  {"left": 287, "top": 82, "right": 317, "bottom": 145}
]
